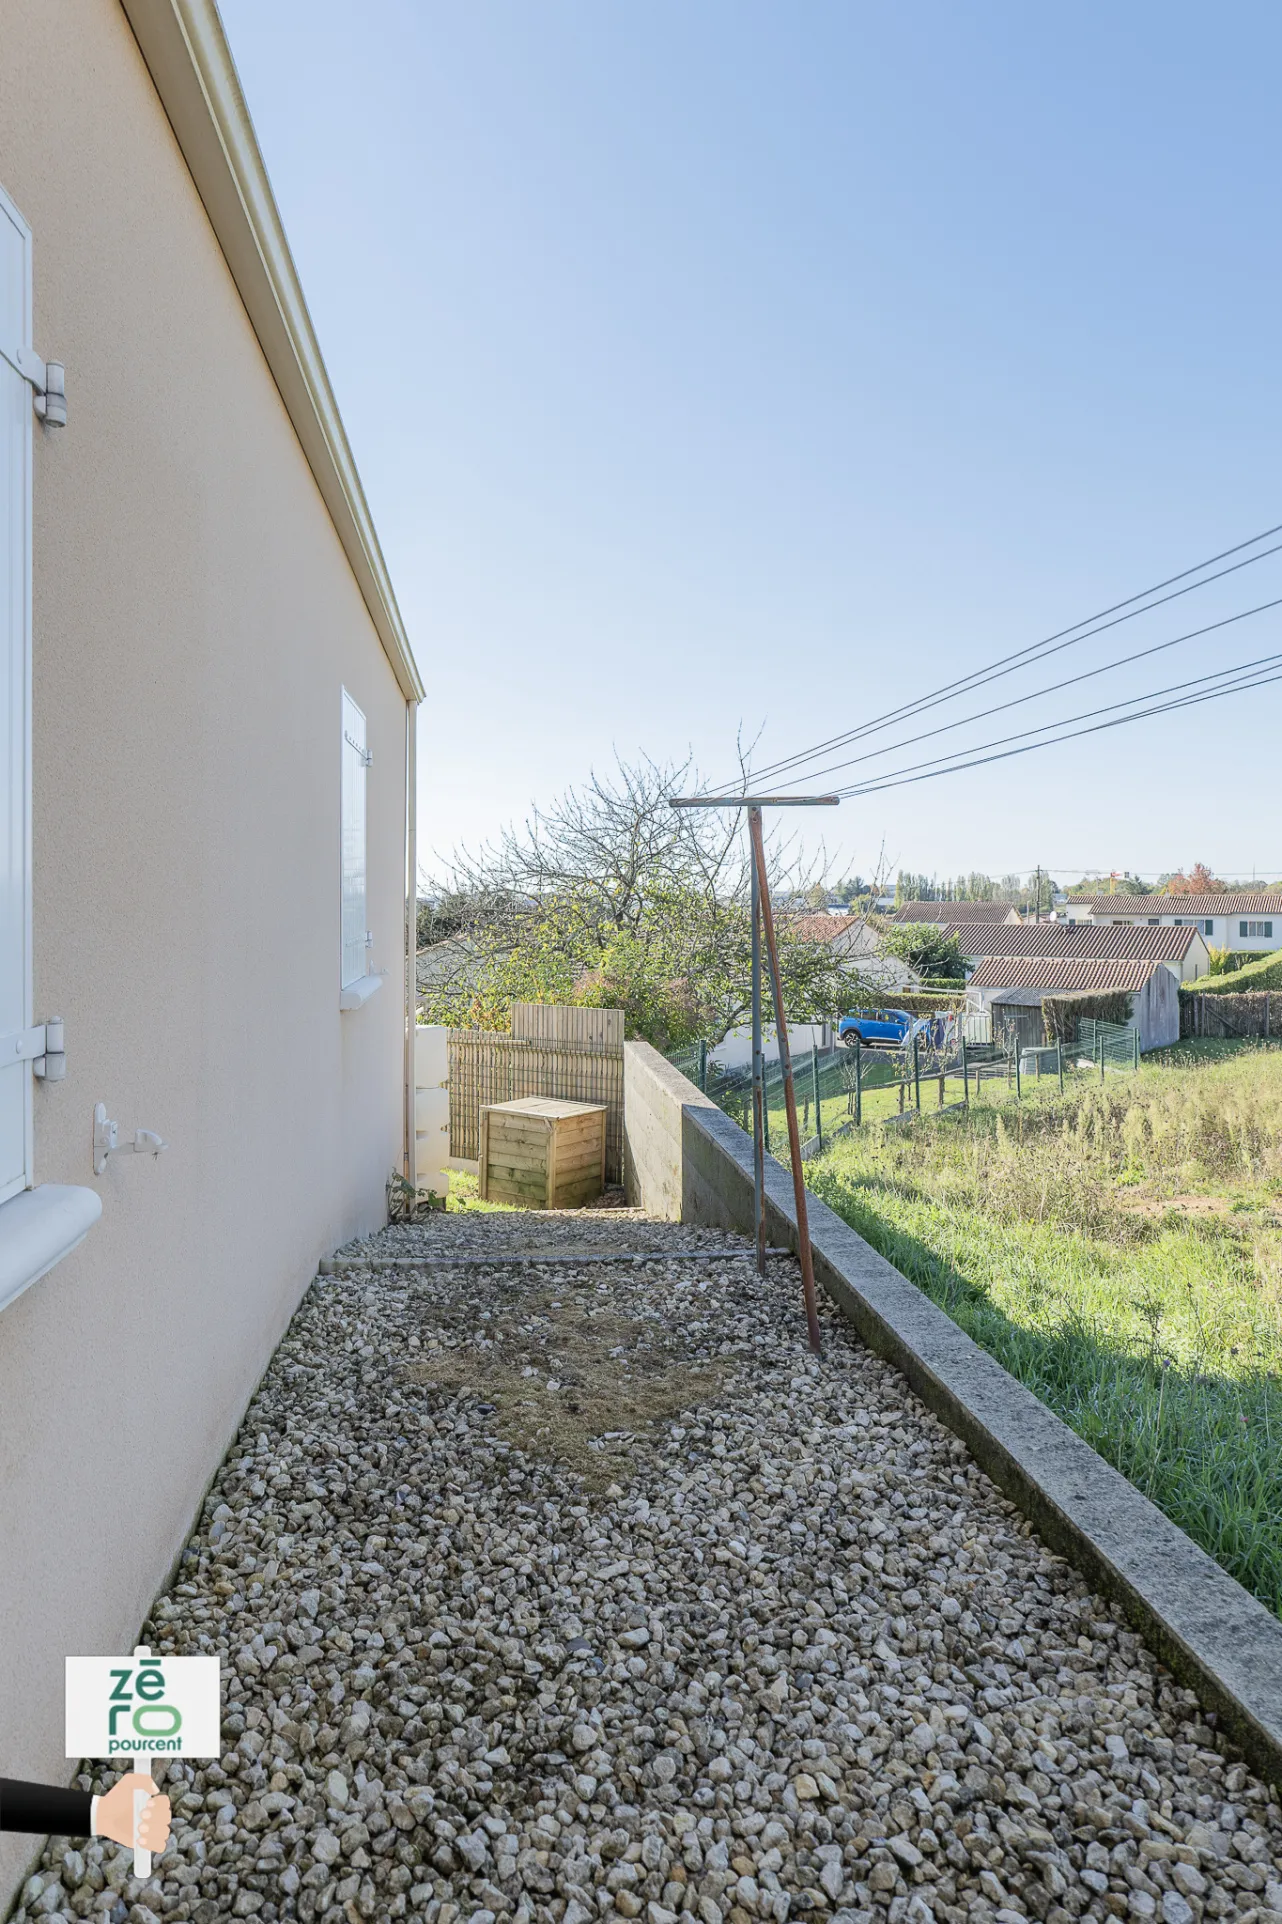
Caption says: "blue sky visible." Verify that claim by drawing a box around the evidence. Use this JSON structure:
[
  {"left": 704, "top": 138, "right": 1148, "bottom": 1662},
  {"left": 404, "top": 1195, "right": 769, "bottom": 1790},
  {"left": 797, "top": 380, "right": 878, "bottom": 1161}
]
[{"left": 218, "top": 0, "right": 1282, "bottom": 888}]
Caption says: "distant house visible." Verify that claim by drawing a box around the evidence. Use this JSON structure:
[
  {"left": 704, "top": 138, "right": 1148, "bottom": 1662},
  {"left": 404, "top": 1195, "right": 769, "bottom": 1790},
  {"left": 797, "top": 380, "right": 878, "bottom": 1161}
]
[
  {"left": 710, "top": 914, "right": 920, "bottom": 1071},
  {"left": 893, "top": 900, "right": 1023, "bottom": 924},
  {"left": 785, "top": 913, "right": 920, "bottom": 990},
  {"left": 416, "top": 935, "right": 483, "bottom": 999},
  {"left": 1065, "top": 892, "right": 1282, "bottom": 956},
  {"left": 966, "top": 955, "right": 1180, "bottom": 1052},
  {"left": 942, "top": 919, "right": 1210, "bottom": 984}
]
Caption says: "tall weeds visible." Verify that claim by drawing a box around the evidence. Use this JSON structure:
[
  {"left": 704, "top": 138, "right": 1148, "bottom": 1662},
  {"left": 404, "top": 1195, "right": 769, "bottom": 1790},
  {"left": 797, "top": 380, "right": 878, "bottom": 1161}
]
[{"left": 809, "top": 1043, "right": 1282, "bottom": 1617}]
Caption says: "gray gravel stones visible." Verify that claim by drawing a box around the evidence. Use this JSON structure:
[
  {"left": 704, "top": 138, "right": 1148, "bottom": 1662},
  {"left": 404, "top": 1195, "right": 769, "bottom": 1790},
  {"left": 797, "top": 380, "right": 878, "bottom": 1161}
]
[{"left": 14, "top": 1208, "right": 1282, "bottom": 1924}]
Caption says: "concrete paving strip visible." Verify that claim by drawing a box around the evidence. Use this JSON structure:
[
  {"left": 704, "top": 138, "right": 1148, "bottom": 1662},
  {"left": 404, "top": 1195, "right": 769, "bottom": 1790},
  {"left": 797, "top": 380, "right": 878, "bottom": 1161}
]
[{"left": 321, "top": 1246, "right": 793, "bottom": 1271}]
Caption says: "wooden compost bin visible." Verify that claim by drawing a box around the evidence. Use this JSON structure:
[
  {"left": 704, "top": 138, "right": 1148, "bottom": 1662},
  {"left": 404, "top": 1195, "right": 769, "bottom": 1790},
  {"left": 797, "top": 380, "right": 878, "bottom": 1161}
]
[{"left": 478, "top": 1097, "right": 608, "bottom": 1209}]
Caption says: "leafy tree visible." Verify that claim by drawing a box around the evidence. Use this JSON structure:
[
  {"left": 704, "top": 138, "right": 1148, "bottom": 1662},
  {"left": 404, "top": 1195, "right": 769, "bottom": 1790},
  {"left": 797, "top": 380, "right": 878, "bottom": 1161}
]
[
  {"left": 1066, "top": 874, "right": 1150, "bottom": 896},
  {"left": 1165, "top": 863, "right": 1226, "bottom": 895},
  {"left": 418, "top": 754, "right": 875, "bottom": 1048},
  {"left": 894, "top": 870, "right": 940, "bottom": 904},
  {"left": 875, "top": 921, "right": 967, "bottom": 981}
]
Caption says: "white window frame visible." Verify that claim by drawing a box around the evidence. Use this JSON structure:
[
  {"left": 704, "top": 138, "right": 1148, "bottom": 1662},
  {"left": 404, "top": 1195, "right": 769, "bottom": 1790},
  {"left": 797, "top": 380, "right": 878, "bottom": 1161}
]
[
  {"left": 0, "top": 183, "right": 34, "bottom": 1205},
  {"left": 0, "top": 181, "right": 100, "bottom": 1309},
  {"left": 339, "top": 688, "right": 381, "bottom": 1010}
]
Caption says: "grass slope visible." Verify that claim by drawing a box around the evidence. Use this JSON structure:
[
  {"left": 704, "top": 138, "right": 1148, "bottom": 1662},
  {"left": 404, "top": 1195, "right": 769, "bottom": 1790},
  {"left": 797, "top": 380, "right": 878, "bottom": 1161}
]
[{"left": 807, "top": 1040, "right": 1282, "bottom": 1617}]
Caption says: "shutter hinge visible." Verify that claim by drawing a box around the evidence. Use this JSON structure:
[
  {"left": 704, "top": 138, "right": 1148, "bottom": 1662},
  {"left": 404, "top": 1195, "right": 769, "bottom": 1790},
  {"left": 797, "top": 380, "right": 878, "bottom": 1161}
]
[
  {"left": 0, "top": 1017, "right": 66, "bottom": 1080},
  {"left": 0, "top": 340, "right": 67, "bottom": 426}
]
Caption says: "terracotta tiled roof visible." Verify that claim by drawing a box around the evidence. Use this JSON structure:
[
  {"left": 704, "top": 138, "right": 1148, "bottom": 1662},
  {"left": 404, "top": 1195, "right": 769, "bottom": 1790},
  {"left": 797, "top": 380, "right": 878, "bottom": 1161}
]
[
  {"left": 892, "top": 901, "right": 1021, "bottom": 922},
  {"left": 1069, "top": 892, "right": 1282, "bottom": 917},
  {"left": 783, "top": 913, "right": 860, "bottom": 944},
  {"left": 952, "top": 923, "right": 1202, "bottom": 962},
  {"left": 968, "top": 955, "right": 1159, "bottom": 994}
]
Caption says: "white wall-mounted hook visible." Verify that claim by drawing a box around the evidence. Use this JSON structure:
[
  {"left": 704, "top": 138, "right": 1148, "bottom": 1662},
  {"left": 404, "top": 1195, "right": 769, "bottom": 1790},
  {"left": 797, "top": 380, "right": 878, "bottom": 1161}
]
[{"left": 93, "top": 1102, "right": 167, "bottom": 1177}]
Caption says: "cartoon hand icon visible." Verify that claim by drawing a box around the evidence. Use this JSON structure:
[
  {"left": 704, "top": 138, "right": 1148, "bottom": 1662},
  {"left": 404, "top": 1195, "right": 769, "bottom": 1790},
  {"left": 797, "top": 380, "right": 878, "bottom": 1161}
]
[{"left": 93, "top": 1774, "right": 171, "bottom": 1853}]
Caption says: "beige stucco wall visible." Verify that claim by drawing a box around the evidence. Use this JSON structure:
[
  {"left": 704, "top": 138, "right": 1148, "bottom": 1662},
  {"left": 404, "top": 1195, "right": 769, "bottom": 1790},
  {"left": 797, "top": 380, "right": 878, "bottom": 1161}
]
[{"left": 0, "top": 1, "right": 410, "bottom": 1894}]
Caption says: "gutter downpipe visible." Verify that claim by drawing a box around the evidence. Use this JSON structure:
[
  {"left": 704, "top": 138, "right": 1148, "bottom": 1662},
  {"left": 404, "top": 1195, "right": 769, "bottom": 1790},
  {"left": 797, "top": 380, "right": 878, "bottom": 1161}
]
[{"left": 404, "top": 699, "right": 418, "bottom": 1185}]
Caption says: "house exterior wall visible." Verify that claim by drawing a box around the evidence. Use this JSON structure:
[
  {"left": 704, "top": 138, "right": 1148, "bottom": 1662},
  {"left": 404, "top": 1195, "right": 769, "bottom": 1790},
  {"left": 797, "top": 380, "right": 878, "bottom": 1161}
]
[
  {"left": 1077, "top": 906, "right": 1278, "bottom": 957},
  {"left": 1098, "top": 912, "right": 1271, "bottom": 956},
  {"left": 709, "top": 1021, "right": 832, "bottom": 1072},
  {"left": 835, "top": 925, "right": 919, "bottom": 988},
  {"left": 0, "top": 0, "right": 410, "bottom": 1885}
]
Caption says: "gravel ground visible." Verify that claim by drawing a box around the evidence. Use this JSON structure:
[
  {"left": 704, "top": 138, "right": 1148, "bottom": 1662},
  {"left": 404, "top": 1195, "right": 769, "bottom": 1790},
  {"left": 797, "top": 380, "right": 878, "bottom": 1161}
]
[{"left": 13, "top": 1208, "right": 1282, "bottom": 1924}]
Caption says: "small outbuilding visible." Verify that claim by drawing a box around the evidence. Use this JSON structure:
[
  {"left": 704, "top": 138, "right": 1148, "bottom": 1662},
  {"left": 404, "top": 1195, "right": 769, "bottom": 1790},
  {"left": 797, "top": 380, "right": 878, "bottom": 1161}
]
[
  {"left": 966, "top": 955, "right": 1181, "bottom": 1052},
  {"left": 947, "top": 920, "right": 1210, "bottom": 984}
]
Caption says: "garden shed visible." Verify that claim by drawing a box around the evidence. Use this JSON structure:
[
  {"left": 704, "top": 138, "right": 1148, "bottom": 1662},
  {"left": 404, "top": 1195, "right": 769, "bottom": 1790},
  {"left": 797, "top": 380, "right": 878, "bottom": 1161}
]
[{"left": 966, "top": 955, "right": 1180, "bottom": 1052}]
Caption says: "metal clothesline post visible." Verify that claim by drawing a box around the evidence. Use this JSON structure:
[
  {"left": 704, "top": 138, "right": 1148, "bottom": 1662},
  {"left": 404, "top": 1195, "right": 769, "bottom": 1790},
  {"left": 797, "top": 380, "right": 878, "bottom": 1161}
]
[
  {"left": 749, "top": 839, "right": 766, "bottom": 1272},
  {"left": 670, "top": 791, "right": 838, "bottom": 1353}
]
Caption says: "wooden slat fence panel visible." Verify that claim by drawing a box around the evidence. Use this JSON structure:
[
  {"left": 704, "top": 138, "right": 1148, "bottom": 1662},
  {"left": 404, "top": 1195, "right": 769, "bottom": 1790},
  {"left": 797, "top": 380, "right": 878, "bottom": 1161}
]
[
  {"left": 1181, "top": 990, "right": 1275, "bottom": 1041},
  {"left": 512, "top": 1003, "right": 625, "bottom": 1048},
  {"left": 449, "top": 1027, "right": 624, "bottom": 1180}
]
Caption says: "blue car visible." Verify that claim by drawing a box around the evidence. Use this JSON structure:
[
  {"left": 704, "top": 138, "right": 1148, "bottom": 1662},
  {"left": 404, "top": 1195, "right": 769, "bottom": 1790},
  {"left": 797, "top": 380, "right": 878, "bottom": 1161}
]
[{"left": 838, "top": 1008, "right": 914, "bottom": 1048}]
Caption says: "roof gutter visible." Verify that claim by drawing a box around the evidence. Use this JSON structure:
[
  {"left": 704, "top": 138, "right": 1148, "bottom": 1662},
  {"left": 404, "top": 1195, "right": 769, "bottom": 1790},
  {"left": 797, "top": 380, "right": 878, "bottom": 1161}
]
[{"left": 119, "top": 0, "right": 425, "bottom": 703}]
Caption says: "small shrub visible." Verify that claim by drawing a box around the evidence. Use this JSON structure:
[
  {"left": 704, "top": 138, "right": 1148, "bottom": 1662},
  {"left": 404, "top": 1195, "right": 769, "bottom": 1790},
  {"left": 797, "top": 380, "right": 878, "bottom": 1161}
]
[{"left": 386, "top": 1170, "right": 445, "bottom": 1222}]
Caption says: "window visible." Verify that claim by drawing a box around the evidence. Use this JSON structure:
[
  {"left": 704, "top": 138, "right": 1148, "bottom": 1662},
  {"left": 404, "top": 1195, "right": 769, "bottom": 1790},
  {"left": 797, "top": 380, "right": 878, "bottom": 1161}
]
[
  {"left": 1241, "top": 920, "right": 1274, "bottom": 939},
  {"left": 1147, "top": 917, "right": 1159, "bottom": 926},
  {"left": 0, "top": 181, "right": 100, "bottom": 1311},
  {"left": 1205, "top": 921, "right": 1214, "bottom": 936},
  {"left": 0, "top": 187, "right": 33, "bottom": 1204},
  {"left": 340, "top": 689, "right": 369, "bottom": 991}
]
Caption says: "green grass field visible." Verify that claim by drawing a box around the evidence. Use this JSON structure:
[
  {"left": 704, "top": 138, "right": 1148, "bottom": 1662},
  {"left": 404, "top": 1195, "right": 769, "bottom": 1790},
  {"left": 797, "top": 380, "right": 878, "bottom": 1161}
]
[{"left": 805, "top": 1039, "right": 1282, "bottom": 1617}]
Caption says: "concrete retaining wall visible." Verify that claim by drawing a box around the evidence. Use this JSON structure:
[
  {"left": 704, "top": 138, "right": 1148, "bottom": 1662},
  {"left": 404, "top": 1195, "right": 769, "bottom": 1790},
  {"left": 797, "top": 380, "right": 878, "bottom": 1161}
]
[{"left": 622, "top": 1038, "right": 1282, "bottom": 1786}]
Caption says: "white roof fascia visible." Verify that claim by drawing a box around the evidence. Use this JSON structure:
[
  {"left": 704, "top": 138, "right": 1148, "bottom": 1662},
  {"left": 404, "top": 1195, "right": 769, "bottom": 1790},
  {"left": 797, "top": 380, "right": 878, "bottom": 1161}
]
[{"left": 120, "top": 0, "right": 425, "bottom": 703}]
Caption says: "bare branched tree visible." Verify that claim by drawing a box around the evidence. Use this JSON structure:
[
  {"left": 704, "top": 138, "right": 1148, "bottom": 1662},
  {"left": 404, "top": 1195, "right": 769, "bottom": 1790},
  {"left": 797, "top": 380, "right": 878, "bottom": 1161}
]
[{"left": 419, "top": 752, "right": 875, "bottom": 1046}]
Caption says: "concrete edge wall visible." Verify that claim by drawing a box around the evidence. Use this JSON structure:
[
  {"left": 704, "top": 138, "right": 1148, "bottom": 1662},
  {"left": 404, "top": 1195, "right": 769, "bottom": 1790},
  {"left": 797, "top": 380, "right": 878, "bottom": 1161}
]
[{"left": 622, "top": 1038, "right": 1282, "bottom": 1787}]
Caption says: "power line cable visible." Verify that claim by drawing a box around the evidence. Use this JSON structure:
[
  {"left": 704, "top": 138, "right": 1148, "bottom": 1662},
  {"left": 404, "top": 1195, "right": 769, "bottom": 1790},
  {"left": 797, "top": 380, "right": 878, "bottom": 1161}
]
[
  {"left": 833, "top": 655, "right": 1282, "bottom": 798},
  {"left": 778, "top": 593, "right": 1282, "bottom": 788},
  {"left": 712, "top": 521, "right": 1282, "bottom": 793},
  {"left": 838, "top": 651, "right": 1282, "bottom": 794}
]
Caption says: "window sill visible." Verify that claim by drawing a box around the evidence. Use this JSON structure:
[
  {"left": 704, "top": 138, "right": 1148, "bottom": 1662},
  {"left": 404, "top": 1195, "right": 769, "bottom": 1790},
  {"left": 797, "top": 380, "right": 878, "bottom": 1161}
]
[
  {"left": 340, "top": 973, "right": 384, "bottom": 1012},
  {"left": 0, "top": 1183, "right": 103, "bottom": 1316}
]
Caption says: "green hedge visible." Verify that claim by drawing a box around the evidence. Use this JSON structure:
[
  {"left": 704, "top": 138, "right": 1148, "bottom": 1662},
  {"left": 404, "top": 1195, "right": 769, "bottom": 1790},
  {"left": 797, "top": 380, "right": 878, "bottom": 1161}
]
[
  {"left": 1185, "top": 949, "right": 1282, "bottom": 995},
  {"left": 1041, "top": 988, "right": 1135, "bottom": 1044}
]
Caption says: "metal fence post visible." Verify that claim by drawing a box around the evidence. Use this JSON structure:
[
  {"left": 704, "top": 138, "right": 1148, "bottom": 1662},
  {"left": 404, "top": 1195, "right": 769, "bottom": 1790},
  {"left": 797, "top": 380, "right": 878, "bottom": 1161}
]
[
  {"left": 698, "top": 1037, "right": 707, "bottom": 1092},
  {"left": 811, "top": 1042, "right": 822, "bottom": 1153},
  {"left": 1015, "top": 1046, "right": 1021, "bottom": 1102},
  {"left": 960, "top": 1035, "right": 969, "bottom": 1107},
  {"left": 750, "top": 846, "right": 766, "bottom": 1273},
  {"left": 1057, "top": 1043, "right": 1064, "bottom": 1094},
  {"left": 855, "top": 1038, "right": 862, "bottom": 1126},
  {"left": 1133, "top": 1027, "right": 1140, "bottom": 1071},
  {"left": 913, "top": 1032, "right": 921, "bottom": 1112}
]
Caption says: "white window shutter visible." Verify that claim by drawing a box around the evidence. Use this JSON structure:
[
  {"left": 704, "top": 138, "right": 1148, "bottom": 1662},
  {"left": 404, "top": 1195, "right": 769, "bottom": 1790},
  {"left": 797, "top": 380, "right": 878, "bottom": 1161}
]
[
  {"left": 0, "top": 187, "right": 32, "bottom": 1203},
  {"left": 340, "top": 689, "right": 368, "bottom": 990}
]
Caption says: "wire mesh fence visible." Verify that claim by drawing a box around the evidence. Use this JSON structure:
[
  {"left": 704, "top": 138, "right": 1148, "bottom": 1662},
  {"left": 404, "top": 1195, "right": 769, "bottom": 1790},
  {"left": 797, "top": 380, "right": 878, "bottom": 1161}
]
[
  {"left": 670, "top": 1035, "right": 980, "bottom": 1156},
  {"left": 1076, "top": 1018, "right": 1141, "bottom": 1077},
  {"left": 668, "top": 1016, "right": 1143, "bottom": 1162}
]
